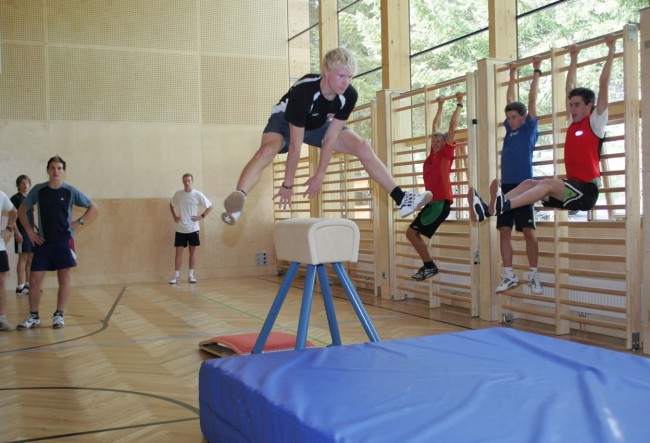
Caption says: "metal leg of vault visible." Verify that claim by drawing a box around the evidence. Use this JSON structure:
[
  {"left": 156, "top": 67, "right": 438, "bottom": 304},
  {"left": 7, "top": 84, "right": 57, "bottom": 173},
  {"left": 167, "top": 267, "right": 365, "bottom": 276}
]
[{"left": 252, "top": 261, "right": 300, "bottom": 354}]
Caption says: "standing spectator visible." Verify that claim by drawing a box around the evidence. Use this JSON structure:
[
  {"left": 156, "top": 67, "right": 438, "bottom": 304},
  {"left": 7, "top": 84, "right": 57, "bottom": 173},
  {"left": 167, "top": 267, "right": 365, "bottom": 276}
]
[
  {"left": 169, "top": 173, "right": 213, "bottom": 284},
  {"left": 11, "top": 175, "right": 35, "bottom": 295},
  {"left": 16, "top": 155, "right": 98, "bottom": 330},
  {"left": 1, "top": 190, "right": 20, "bottom": 331},
  {"left": 408, "top": 93, "right": 463, "bottom": 281}
]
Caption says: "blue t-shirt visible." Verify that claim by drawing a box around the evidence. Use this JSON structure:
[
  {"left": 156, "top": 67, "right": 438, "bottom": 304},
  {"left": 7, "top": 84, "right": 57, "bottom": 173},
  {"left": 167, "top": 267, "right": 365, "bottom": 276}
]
[
  {"left": 22, "top": 182, "right": 92, "bottom": 242},
  {"left": 501, "top": 114, "right": 538, "bottom": 185}
]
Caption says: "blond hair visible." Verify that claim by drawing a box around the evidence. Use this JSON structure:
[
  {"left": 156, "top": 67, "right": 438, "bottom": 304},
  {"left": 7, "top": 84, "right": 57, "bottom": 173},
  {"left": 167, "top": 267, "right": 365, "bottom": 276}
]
[{"left": 322, "top": 47, "right": 357, "bottom": 76}]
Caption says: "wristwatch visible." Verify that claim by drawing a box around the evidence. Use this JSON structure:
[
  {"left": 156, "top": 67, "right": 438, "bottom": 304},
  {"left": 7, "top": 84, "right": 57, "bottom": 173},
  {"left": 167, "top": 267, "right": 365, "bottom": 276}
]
[{"left": 5, "top": 226, "right": 13, "bottom": 232}]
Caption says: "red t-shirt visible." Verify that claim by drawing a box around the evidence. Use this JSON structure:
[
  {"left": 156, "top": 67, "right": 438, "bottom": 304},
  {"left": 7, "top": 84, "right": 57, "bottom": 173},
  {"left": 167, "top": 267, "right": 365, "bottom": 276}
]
[
  {"left": 564, "top": 114, "right": 602, "bottom": 182},
  {"left": 423, "top": 142, "right": 455, "bottom": 203}
]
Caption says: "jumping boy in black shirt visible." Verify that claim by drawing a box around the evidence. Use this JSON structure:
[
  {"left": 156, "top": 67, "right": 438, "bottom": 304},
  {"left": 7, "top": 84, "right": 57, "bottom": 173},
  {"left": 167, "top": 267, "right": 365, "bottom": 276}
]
[{"left": 221, "top": 47, "right": 432, "bottom": 225}]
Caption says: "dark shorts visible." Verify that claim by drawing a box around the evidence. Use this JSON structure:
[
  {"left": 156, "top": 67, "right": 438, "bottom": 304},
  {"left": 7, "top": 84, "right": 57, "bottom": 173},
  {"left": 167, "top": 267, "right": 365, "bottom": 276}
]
[
  {"left": 497, "top": 184, "right": 536, "bottom": 232},
  {"left": 542, "top": 179, "right": 599, "bottom": 211},
  {"left": 0, "top": 251, "right": 9, "bottom": 273},
  {"left": 264, "top": 112, "right": 350, "bottom": 154},
  {"left": 15, "top": 231, "right": 34, "bottom": 254},
  {"left": 174, "top": 231, "right": 200, "bottom": 247},
  {"left": 31, "top": 238, "right": 77, "bottom": 272},
  {"left": 409, "top": 200, "right": 451, "bottom": 238}
]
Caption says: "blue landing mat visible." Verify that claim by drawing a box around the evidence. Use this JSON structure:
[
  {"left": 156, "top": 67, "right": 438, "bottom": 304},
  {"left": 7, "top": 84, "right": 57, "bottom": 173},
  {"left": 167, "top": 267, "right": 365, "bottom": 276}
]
[{"left": 199, "top": 328, "right": 650, "bottom": 443}]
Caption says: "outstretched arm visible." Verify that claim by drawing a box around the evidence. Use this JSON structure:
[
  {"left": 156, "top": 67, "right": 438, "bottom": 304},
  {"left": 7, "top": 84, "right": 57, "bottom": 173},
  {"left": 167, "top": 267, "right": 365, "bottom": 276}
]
[
  {"left": 528, "top": 56, "right": 541, "bottom": 120},
  {"left": 446, "top": 92, "right": 464, "bottom": 145},
  {"left": 431, "top": 97, "right": 444, "bottom": 134},
  {"left": 566, "top": 44, "right": 579, "bottom": 110},
  {"left": 596, "top": 34, "right": 616, "bottom": 116}
]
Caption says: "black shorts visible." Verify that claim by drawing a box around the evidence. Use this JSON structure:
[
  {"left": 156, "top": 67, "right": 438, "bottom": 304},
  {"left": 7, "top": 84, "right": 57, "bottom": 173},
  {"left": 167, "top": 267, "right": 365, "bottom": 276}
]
[
  {"left": 31, "top": 239, "right": 77, "bottom": 272},
  {"left": 0, "top": 251, "right": 9, "bottom": 273},
  {"left": 409, "top": 200, "right": 451, "bottom": 238},
  {"left": 497, "top": 183, "right": 536, "bottom": 231},
  {"left": 542, "top": 179, "right": 599, "bottom": 211},
  {"left": 174, "top": 231, "right": 200, "bottom": 247},
  {"left": 264, "top": 112, "right": 350, "bottom": 154}
]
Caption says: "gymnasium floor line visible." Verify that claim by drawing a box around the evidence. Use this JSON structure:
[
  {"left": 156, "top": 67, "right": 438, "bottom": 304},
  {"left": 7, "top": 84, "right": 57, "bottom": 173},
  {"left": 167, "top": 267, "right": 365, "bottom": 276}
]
[{"left": 0, "top": 285, "right": 127, "bottom": 354}]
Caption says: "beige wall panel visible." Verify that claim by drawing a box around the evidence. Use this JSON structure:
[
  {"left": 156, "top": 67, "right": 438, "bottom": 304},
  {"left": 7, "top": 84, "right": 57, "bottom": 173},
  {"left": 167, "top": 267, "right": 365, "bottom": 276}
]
[
  {"left": 0, "top": 43, "right": 46, "bottom": 120},
  {"left": 0, "top": 0, "right": 45, "bottom": 42},
  {"left": 200, "top": 124, "right": 276, "bottom": 278},
  {"left": 70, "top": 198, "right": 178, "bottom": 286},
  {"left": 46, "top": 0, "right": 197, "bottom": 51},
  {"left": 49, "top": 47, "right": 200, "bottom": 123},
  {"left": 287, "top": 0, "right": 311, "bottom": 37},
  {"left": 201, "top": 0, "right": 287, "bottom": 57},
  {"left": 47, "top": 122, "right": 203, "bottom": 199},
  {"left": 0, "top": 121, "right": 50, "bottom": 191},
  {"left": 201, "top": 55, "right": 288, "bottom": 125}
]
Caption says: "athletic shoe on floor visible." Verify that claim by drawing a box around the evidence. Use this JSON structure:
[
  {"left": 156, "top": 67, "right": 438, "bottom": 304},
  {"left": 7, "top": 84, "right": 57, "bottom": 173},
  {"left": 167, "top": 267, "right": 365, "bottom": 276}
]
[
  {"left": 527, "top": 272, "right": 544, "bottom": 294},
  {"left": 16, "top": 286, "right": 29, "bottom": 295},
  {"left": 221, "top": 190, "right": 246, "bottom": 225},
  {"left": 53, "top": 312, "right": 64, "bottom": 329},
  {"left": 398, "top": 190, "right": 433, "bottom": 217},
  {"left": 496, "top": 273, "right": 519, "bottom": 292},
  {"left": 489, "top": 179, "right": 505, "bottom": 216},
  {"left": 169, "top": 276, "right": 180, "bottom": 284},
  {"left": 0, "top": 317, "right": 16, "bottom": 332},
  {"left": 411, "top": 265, "right": 439, "bottom": 281},
  {"left": 17, "top": 313, "right": 41, "bottom": 330},
  {"left": 468, "top": 187, "right": 489, "bottom": 222},
  {"left": 188, "top": 275, "right": 197, "bottom": 284}
]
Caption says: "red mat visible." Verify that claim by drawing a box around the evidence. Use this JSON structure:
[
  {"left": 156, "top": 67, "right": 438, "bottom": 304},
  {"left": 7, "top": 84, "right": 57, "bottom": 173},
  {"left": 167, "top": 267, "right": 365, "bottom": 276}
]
[{"left": 199, "top": 332, "right": 315, "bottom": 358}]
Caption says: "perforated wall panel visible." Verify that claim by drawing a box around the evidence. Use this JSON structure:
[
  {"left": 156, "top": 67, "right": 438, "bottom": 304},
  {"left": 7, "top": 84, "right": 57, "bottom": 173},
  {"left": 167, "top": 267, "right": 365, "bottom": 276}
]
[
  {"left": 49, "top": 47, "right": 200, "bottom": 123},
  {"left": 201, "top": 55, "right": 288, "bottom": 125},
  {"left": 46, "top": 0, "right": 197, "bottom": 51},
  {"left": 201, "top": 0, "right": 288, "bottom": 57},
  {"left": 0, "top": 0, "right": 45, "bottom": 42},
  {"left": 0, "top": 43, "right": 46, "bottom": 120}
]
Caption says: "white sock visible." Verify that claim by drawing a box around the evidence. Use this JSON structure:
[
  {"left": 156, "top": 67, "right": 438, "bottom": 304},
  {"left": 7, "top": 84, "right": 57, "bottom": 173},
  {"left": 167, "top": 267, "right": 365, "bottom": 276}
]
[
  {"left": 174, "top": 270, "right": 180, "bottom": 278},
  {"left": 504, "top": 267, "right": 515, "bottom": 277},
  {"left": 530, "top": 267, "right": 538, "bottom": 274},
  {"left": 189, "top": 269, "right": 195, "bottom": 277}
]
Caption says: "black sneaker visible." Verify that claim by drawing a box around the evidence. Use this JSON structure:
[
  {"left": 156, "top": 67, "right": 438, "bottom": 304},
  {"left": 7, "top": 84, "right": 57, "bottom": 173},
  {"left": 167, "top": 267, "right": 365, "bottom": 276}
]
[{"left": 411, "top": 265, "right": 439, "bottom": 281}]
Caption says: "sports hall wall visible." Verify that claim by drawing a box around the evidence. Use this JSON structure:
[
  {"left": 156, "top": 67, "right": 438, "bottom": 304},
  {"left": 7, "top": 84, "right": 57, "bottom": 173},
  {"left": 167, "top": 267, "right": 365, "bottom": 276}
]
[{"left": 0, "top": 0, "right": 297, "bottom": 286}]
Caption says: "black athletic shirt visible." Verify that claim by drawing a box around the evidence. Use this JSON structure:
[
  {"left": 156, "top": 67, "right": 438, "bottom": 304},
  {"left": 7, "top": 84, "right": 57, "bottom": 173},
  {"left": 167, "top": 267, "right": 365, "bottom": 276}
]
[{"left": 271, "top": 74, "right": 358, "bottom": 130}]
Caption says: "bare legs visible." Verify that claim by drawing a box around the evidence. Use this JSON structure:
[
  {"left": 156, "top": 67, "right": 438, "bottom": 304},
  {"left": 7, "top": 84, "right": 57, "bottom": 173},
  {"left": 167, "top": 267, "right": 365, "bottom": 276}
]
[
  {"left": 406, "top": 227, "right": 432, "bottom": 263},
  {"left": 25, "top": 268, "right": 70, "bottom": 313},
  {"left": 16, "top": 252, "right": 32, "bottom": 289},
  {"left": 235, "top": 133, "right": 285, "bottom": 194}
]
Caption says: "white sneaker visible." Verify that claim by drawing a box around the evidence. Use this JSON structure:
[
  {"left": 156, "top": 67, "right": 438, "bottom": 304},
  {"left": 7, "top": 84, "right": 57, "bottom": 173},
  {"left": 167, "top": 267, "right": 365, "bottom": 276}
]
[
  {"left": 17, "top": 313, "right": 41, "bottom": 330},
  {"left": 53, "top": 312, "right": 64, "bottom": 329},
  {"left": 496, "top": 273, "right": 519, "bottom": 292},
  {"left": 0, "top": 317, "right": 16, "bottom": 332},
  {"left": 222, "top": 191, "right": 246, "bottom": 225},
  {"left": 527, "top": 272, "right": 544, "bottom": 294},
  {"left": 221, "top": 210, "right": 241, "bottom": 225},
  {"left": 489, "top": 179, "right": 505, "bottom": 216},
  {"left": 398, "top": 190, "right": 433, "bottom": 217},
  {"left": 169, "top": 276, "right": 180, "bottom": 284},
  {"left": 468, "top": 187, "right": 489, "bottom": 222},
  {"left": 188, "top": 275, "right": 197, "bottom": 284}
]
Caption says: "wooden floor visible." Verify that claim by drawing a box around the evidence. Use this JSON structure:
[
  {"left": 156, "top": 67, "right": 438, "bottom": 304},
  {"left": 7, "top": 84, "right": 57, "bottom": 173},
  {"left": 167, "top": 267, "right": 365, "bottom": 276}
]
[{"left": 0, "top": 274, "right": 632, "bottom": 442}]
